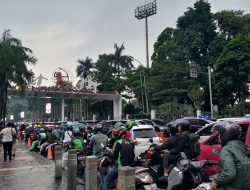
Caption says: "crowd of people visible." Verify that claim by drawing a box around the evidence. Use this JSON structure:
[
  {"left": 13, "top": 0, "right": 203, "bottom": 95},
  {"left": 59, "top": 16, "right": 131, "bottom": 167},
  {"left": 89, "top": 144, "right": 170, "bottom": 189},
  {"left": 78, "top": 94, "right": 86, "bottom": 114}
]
[{"left": 1, "top": 119, "right": 250, "bottom": 190}]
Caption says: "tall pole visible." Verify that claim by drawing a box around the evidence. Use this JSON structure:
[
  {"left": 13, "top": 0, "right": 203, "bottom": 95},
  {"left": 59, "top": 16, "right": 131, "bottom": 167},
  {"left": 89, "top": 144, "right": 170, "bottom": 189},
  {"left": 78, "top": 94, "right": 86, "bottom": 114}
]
[
  {"left": 135, "top": 0, "right": 157, "bottom": 68},
  {"left": 208, "top": 65, "right": 213, "bottom": 118},
  {"left": 145, "top": 16, "right": 149, "bottom": 68},
  {"left": 140, "top": 70, "right": 145, "bottom": 113},
  {"left": 143, "top": 69, "right": 149, "bottom": 114}
]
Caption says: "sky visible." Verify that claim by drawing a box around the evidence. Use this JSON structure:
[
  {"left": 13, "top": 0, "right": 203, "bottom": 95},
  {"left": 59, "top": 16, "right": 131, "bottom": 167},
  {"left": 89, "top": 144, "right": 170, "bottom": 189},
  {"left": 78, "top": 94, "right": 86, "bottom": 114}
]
[{"left": 0, "top": 0, "right": 250, "bottom": 86}]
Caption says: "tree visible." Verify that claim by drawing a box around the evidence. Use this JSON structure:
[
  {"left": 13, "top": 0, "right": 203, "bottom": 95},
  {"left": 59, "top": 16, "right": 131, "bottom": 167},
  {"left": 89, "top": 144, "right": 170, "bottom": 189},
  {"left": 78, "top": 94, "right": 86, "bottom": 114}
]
[
  {"left": 214, "top": 34, "right": 250, "bottom": 111},
  {"left": 150, "top": 27, "right": 192, "bottom": 107},
  {"left": 177, "top": 0, "right": 216, "bottom": 68},
  {"left": 110, "top": 43, "right": 134, "bottom": 93},
  {"left": 76, "top": 57, "right": 93, "bottom": 79},
  {"left": 214, "top": 10, "right": 244, "bottom": 40},
  {"left": 94, "top": 43, "right": 134, "bottom": 94},
  {"left": 76, "top": 57, "right": 94, "bottom": 119},
  {"left": 0, "top": 30, "right": 36, "bottom": 123}
]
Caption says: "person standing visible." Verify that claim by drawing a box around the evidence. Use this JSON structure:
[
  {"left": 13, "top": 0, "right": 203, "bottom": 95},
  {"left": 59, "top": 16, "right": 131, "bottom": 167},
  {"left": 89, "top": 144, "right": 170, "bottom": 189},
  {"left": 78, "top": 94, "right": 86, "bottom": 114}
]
[{"left": 0, "top": 122, "right": 16, "bottom": 163}]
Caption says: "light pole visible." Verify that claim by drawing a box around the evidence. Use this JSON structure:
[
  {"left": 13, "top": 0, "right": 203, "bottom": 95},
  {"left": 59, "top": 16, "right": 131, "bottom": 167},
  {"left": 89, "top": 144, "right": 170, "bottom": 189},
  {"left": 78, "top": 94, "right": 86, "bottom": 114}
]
[
  {"left": 135, "top": 0, "right": 157, "bottom": 68},
  {"left": 208, "top": 65, "right": 213, "bottom": 118},
  {"left": 190, "top": 62, "right": 213, "bottom": 118},
  {"left": 130, "top": 56, "right": 149, "bottom": 114}
]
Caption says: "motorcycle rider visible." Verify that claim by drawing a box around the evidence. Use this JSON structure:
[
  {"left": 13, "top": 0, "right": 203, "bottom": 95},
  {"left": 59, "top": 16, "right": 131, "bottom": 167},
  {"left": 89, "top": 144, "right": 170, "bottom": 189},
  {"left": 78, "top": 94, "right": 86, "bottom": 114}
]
[
  {"left": 30, "top": 128, "right": 46, "bottom": 151},
  {"left": 103, "top": 127, "right": 135, "bottom": 190},
  {"left": 210, "top": 121, "right": 250, "bottom": 190},
  {"left": 62, "top": 131, "right": 85, "bottom": 170},
  {"left": 63, "top": 125, "right": 73, "bottom": 144},
  {"left": 125, "top": 120, "right": 137, "bottom": 139},
  {"left": 39, "top": 128, "right": 57, "bottom": 154},
  {"left": 154, "top": 119, "right": 192, "bottom": 183},
  {"left": 90, "top": 124, "right": 108, "bottom": 157}
]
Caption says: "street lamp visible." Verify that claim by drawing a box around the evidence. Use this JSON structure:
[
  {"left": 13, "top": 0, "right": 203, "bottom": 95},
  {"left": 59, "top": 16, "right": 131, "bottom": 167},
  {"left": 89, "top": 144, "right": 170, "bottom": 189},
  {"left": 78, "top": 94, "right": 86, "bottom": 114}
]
[
  {"left": 130, "top": 56, "right": 149, "bottom": 114},
  {"left": 135, "top": 0, "right": 157, "bottom": 68},
  {"left": 190, "top": 62, "right": 213, "bottom": 118}
]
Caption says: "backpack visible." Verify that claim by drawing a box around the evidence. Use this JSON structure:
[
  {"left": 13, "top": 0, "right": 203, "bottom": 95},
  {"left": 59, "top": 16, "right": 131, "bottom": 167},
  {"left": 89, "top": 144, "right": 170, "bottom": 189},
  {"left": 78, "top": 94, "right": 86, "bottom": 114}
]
[{"left": 184, "top": 133, "right": 200, "bottom": 159}]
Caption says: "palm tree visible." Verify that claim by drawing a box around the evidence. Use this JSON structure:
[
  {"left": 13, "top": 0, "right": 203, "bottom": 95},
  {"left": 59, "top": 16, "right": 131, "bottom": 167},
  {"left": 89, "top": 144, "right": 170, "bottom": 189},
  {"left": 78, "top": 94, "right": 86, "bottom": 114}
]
[
  {"left": 0, "top": 29, "right": 36, "bottom": 123},
  {"left": 111, "top": 43, "right": 134, "bottom": 93},
  {"left": 76, "top": 57, "right": 93, "bottom": 79},
  {"left": 76, "top": 57, "right": 94, "bottom": 120}
]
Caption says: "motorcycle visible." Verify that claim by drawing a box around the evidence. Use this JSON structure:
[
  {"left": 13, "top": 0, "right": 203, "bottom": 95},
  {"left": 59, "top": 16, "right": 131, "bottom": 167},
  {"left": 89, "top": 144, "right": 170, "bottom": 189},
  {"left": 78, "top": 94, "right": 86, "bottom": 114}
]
[
  {"left": 144, "top": 151, "right": 214, "bottom": 190},
  {"left": 97, "top": 147, "right": 157, "bottom": 190}
]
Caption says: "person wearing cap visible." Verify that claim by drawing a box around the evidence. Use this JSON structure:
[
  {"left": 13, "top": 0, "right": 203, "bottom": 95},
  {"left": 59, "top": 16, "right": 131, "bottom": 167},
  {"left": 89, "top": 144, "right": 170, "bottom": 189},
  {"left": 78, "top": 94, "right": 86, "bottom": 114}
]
[{"left": 0, "top": 122, "right": 16, "bottom": 163}]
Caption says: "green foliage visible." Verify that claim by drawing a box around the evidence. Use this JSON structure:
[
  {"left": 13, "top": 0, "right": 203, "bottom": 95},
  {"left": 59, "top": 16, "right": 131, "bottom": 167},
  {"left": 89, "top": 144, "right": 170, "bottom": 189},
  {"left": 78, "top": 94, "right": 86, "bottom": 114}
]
[
  {"left": 214, "top": 34, "right": 250, "bottom": 109},
  {"left": 124, "top": 103, "right": 136, "bottom": 115},
  {"left": 94, "top": 43, "right": 134, "bottom": 94},
  {"left": 0, "top": 30, "right": 36, "bottom": 122},
  {"left": 156, "top": 102, "right": 193, "bottom": 121},
  {"left": 224, "top": 102, "right": 250, "bottom": 117},
  {"left": 76, "top": 57, "right": 93, "bottom": 79}
]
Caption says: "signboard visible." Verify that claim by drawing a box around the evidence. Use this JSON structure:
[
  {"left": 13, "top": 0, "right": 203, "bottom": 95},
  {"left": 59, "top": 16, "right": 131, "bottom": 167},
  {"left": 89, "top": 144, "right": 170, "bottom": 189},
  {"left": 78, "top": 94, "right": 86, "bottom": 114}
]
[
  {"left": 190, "top": 68, "right": 198, "bottom": 78},
  {"left": 20, "top": 112, "right": 25, "bottom": 119},
  {"left": 189, "top": 62, "right": 198, "bottom": 78},
  {"left": 45, "top": 103, "right": 51, "bottom": 114}
]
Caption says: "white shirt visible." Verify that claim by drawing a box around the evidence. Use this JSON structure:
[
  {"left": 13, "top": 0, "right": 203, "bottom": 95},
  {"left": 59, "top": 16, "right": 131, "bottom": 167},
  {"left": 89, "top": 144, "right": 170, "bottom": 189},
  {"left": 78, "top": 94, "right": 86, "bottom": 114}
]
[
  {"left": 63, "top": 130, "right": 72, "bottom": 143},
  {"left": 0, "top": 127, "right": 16, "bottom": 142}
]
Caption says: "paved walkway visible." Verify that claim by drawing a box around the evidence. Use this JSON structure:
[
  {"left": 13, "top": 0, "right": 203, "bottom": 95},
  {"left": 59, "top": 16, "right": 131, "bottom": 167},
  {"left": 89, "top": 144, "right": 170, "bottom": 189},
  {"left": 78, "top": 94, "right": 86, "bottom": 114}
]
[{"left": 0, "top": 143, "right": 84, "bottom": 190}]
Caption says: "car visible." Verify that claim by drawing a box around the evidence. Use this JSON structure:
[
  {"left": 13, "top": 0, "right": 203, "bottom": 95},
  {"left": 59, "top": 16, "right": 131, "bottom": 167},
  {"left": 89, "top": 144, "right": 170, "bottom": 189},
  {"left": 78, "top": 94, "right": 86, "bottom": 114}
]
[
  {"left": 197, "top": 118, "right": 250, "bottom": 176},
  {"left": 95, "top": 120, "right": 127, "bottom": 134},
  {"left": 183, "top": 117, "right": 212, "bottom": 132},
  {"left": 166, "top": 117, "right": 212, "bottom": 134},
  {"left": 130, "top": 124, "right": 161, "bottom": 157},
  {"left": 140, "top": 119, "right": 167, "bottom": 132},
  {"left": 196, "top": 122, "right": 216, "bottom": 142}
]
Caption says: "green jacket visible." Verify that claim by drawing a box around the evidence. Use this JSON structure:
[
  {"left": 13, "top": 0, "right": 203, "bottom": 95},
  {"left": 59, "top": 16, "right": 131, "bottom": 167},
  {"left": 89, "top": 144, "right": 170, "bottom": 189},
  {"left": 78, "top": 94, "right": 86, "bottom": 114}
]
[
  {"left": 70, "top": 137, "right": 85, "bottom": 153},
  {"left": 214, "top": 140, "right": 250, "bottom": 190}
]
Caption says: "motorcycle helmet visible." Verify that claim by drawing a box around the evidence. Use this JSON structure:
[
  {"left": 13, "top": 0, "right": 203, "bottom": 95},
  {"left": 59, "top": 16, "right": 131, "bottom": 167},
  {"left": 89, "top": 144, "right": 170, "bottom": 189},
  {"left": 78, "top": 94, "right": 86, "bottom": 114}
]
[
  {"left": 118, "top": 127, "right": 127, "bottom": 138},
  {"left": 40, "top": 128, "right": 45, "bottom": 133},
  {"left": 66, "top": 125, "right": 73, "bottom": 131},
  {"left": 73, "top": 130, "right": 81, "bottom": 137},
  {"left": 7, "top": 122, "right": 15, "bottom": 127},
  {"left": 94, "top": 124, "right": 102, "bottom": 133},
  {"left": 113, "top": 127, "right": 126, "bottom": 138},
  {"left": 125, "top": 120, "right": 137, "bottom": 130},
  {"left": 47, "top": 128, "right": 52, "bottom": 133},
  {"left": 212, "top": 120, "right": 241, "bottom": 145},
  {"left": 114, "top": 122, "right": 124, "bottom": 128},
  {"left": 174, "top": 119, "right": 190, "bottom": 133}
]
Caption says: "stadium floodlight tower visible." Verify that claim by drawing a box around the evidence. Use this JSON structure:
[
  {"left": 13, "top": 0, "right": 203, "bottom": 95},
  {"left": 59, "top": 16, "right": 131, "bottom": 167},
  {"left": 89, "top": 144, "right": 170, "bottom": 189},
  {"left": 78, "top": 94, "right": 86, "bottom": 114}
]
[{"left": 135, "top": 0, "right": 157, "bottom": 68}]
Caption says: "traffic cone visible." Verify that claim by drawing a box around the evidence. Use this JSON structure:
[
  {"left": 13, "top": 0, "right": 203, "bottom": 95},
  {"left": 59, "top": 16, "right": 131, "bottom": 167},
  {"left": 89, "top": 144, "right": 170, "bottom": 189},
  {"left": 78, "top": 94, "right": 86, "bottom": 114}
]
[
  {"left": 115, "top": 183, "right": 119, "bottom": 190},
  {"left": 18, "top": 133, "right": 22, "bottom": 144},
  {"left": 47, "top": 145, "right": 53, "bottom": 160},
  {"left": 27, "top": 137, "right": 32, "bottom": 148}
]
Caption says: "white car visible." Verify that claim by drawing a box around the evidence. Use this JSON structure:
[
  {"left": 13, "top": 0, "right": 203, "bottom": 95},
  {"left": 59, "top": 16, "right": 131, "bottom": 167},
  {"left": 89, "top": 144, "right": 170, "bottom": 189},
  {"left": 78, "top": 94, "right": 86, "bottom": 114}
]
[{"left": 130, "top": 124, "right": 161, "bottom": 157}]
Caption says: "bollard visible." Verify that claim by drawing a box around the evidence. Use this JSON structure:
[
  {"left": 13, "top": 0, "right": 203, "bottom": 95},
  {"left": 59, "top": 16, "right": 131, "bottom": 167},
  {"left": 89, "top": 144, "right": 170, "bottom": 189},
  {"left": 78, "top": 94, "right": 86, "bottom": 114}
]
[
  {"left": 67, "top": 149, "right": 77, "bottom": 190},
  {"left": 117, "top": 166, "right": 135, "bottom": 190},
  {"left": 85, "top": 156, "right": 98, "bottom": 190},
  {"left": 54, "top": 145, "right": 62, "bottom": 178}
]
